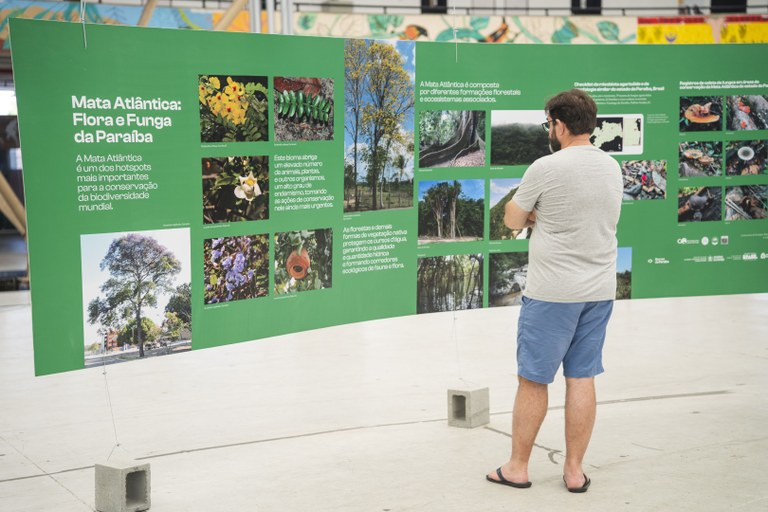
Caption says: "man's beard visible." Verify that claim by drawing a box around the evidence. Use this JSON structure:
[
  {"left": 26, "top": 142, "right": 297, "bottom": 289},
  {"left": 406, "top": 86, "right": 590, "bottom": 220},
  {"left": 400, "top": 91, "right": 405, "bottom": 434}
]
[{"left": 549, "top": 128, "right": 561, "bottom": 153}]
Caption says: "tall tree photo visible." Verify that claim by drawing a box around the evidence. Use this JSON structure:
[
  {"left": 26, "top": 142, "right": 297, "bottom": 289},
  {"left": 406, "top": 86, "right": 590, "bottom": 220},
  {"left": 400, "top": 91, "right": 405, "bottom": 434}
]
[
  {"left": 344, "top": 39, "right": 415, "bottom": 212},
  {"left": 87, "top": 234, "right": 182, "bottom": 358},
  {"left": 345, "top": 39, "right": 367, "bottom": 208}
]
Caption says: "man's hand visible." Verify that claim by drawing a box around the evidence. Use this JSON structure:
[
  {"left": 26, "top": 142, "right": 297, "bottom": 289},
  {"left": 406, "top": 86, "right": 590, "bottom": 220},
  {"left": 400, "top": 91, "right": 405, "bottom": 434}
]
[{"left": 504, "top": 200, "right": 536, "bottom": 230}]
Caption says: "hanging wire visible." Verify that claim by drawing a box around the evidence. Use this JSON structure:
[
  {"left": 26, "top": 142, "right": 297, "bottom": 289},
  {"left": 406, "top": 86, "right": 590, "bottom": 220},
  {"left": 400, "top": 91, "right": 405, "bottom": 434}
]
[
  {"left": 79, "top": 0, "right": 87, "bottom": 48},
  {"left": 452, "top": 4, "right": 458, "bottom": 63},
  {"left": 78, "top": 0, "right": 121, "bottom": 460},
  {"left": 100, "top": 344, "right": 121, "bottom": 461},
  {"left": 452, "top": 309, "right": 466, "bottom": 385}
]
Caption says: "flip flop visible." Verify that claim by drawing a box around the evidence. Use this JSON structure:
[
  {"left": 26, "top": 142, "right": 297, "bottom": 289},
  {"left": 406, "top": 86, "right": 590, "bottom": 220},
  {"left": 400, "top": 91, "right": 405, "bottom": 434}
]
[
  {"left": 564, "top": 473, "right": 591, "bottom": 493},
  {"left": 486, "top": 467, "right": 532, "bottom": 489}
]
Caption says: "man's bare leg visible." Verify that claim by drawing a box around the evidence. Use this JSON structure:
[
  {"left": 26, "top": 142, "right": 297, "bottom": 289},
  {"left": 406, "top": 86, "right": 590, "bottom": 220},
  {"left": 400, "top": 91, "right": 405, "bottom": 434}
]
[
  {"left": 487, "top": 376, "right": 548, "bottom": 483},
  {"left": 563, "top": 377, "right": 596, "bottom": 488}
]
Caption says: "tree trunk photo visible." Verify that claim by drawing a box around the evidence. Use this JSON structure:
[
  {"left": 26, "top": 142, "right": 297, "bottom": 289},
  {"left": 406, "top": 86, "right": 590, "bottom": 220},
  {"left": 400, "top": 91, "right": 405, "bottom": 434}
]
[{"left": 419, "top": 111, "right": 485, "bottom": 168}]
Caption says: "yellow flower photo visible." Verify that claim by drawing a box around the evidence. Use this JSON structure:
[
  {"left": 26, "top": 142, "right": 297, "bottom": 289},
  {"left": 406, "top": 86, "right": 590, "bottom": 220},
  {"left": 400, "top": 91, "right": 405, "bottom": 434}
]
[{"left": 199, "top": 74, "right": 269, "bottom": 143}]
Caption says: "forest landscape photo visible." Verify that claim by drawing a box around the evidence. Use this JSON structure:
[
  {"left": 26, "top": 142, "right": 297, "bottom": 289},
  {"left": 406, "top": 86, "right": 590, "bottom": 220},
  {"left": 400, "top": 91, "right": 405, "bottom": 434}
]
[
  {"left": 490, "top": 110, "right": 548, "bottom": 166},
  {"left": 489, "top": 251, "right": 528, "bottom": 307},
  {"left": 417, "top": 254, "right": 483, "bottom": 314},
  {"left": 616, "top": 247, "right": 632, "bottom": 300},
  {"left": 418, "top": 179, "right": 484, "bottom": 244},
  {"left": 489, "top": 178, "right": 531, "bottom": 240}
]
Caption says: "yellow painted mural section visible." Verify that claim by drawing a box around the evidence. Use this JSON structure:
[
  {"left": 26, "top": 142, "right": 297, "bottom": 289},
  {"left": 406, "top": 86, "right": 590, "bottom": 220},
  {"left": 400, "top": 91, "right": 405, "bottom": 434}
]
[
  {"left": 720, "top": 18, "right": 768, "bottom": 43},
  {"left": 637, "top": 15, "right": 768, "bottom": 44},
  {"left": 637, "top": 22, "right": 714, "bottom": 44}
]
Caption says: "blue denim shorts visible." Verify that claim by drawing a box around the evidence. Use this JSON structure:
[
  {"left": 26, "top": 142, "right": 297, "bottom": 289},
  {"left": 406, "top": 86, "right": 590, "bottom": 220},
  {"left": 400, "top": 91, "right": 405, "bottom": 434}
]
[{"left": 516, "top": 296, "right": 614, "bottom": 384}]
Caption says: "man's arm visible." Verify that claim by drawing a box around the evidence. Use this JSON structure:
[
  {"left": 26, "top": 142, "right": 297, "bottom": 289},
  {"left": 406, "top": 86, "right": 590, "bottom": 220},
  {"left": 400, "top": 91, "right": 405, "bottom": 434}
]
[{"left": 504, "top": 200, "right": 536, "bottom": 230}]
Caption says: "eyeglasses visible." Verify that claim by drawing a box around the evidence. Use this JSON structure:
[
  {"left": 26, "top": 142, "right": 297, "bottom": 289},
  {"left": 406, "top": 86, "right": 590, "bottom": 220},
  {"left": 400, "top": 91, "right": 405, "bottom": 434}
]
[{"left": 541, "top": 119, "right": 553, "bottom": 132}]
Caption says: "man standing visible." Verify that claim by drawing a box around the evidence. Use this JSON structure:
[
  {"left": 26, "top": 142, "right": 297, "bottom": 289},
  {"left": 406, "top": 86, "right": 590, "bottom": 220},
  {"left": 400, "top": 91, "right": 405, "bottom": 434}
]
[{"left": 486, "top": 89, "right": 623, "bottom": 493}]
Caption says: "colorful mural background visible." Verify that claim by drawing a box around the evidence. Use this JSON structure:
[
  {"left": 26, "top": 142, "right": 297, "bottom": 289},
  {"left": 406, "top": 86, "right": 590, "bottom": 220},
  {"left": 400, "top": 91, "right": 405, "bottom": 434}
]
[
  {"left": 1, "top": 0, "right": 213, "bottom": 52},
  {"left": 292, "top": 13, "right": 637, "bottom": 44},
  {"left": 2, "top": 2, "right": 768, "bottom": 56}
]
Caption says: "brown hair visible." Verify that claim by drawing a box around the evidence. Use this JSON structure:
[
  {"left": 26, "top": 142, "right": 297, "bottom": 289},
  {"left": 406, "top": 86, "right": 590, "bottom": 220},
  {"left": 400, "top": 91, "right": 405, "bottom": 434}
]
[{"left": 545, "top": 89, "right": 597, "bottom": 136}]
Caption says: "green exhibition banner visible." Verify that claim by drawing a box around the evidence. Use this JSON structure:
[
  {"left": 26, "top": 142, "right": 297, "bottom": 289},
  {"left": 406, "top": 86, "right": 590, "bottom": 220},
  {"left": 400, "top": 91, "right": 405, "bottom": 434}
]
[{"left": 9, "top": 19, "right": 768, "bottom": 375}]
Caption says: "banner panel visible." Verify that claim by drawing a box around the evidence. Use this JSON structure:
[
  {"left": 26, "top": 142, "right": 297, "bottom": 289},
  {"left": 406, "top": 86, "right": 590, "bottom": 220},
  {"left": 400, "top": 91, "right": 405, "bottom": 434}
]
[{"left": 10, "top": 20, "right": 768, "bottom": 375}]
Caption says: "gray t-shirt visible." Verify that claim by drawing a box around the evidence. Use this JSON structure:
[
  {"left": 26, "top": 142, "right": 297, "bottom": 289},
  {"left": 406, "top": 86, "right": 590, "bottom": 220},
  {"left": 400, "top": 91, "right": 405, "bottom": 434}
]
[{"left": 512, "top": 145, "right": 623, "bottom": 302}]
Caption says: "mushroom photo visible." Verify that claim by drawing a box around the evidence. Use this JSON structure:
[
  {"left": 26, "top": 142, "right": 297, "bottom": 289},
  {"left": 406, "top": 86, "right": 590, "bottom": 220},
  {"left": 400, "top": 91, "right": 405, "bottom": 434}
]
[
  {"left": 678, "top": 141, "right": 722, "bottom": 177},
  {"left": 680, "top": 96, "right": 723, "bottom": 132}
]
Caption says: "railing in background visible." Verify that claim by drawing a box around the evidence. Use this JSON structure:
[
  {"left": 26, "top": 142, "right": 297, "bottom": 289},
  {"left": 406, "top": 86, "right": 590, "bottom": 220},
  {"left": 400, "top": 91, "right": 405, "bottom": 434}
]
[
  {"left": 80, "top": 0, "right": 768, "bottom": 15},
  {"left": 292, "top": 3, "right": 768, "bottom": 16}
]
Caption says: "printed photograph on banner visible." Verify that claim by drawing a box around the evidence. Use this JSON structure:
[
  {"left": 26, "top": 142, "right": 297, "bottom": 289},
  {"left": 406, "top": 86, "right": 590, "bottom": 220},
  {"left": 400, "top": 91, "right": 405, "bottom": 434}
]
[
  {"left": 198, "top": 74, "right": 269, "bottom": 143},
  {"left": 344, "top": 39, "right": 415, "bottom": 212},
  {"left": 620, "top": 115, "right": 643, "bottom": 153},
  {"left": 725, "top": 185, "right": 767, "bottom": 221},
  {"left": 203, "top": 234, "right": 269, "bottom": 304},
  {"left": 616, "top": 247, "right": 632, "bottom": 300},
  {"left": 725, "top": 140, "right": 766, "bottom": 176},
  {"left": 590, "top": 114, "right": 643, "bottom": 155},
  {"left": 489, "top": 251, "right": 528, "bottom": 307},
  {"left": 726, "top": 95, "right": 768, "bottom": 131},
  {"left": 418, "top": 110, "right": 486, "bottom": 168},
  {"left": 202, "top": 156, "right": 269, "bottom": 224},
  {"left": 679, "top": 96, "right": 722, "bottom": 132},
  {"left": 274, "top": 228, "right": 333, "bottom": 294},
  {"left": 489, "top": 178, "right": 532, "bottom": 239},
  {"left": 81, "top": 228, "right": 191, "bottom": 368},
  {"left": 273, "top": 77, "right": 334, "bottom": 141},
  {"left": 490, "top": 110, "right": 548, "bottom": 166},
  {"left": 678, "top": 186, "right": 722, "bottom": 222},
  {"left": 417, "top": 254, "right": 483, "bottom": 314},
  {"left": 679, "top": 141, "right": 722, "bottom": 177},
  {"left": 590, "top": 116, "right": 623, "bottom": 153},
  {"left": 621, "top": 160, "right": 667, "bottom": 200},
  {"left": 417, "top": 179, "right": 484, "bottom": 244}
]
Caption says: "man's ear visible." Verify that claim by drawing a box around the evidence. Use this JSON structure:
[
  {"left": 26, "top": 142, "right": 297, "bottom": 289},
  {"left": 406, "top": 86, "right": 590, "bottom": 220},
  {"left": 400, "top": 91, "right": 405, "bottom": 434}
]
[{"left": 554, "top": 119, "right": 570, "bottom": 136}]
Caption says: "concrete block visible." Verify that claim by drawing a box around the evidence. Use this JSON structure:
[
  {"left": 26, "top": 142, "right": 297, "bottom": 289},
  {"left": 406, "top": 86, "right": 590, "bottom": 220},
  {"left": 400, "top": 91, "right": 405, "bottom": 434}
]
[
  {"left": 447, "top": 387, "right": 489, "bottom": 428},
  {"left": 95, "top": 460, "right": 151, "bottom": 512}
]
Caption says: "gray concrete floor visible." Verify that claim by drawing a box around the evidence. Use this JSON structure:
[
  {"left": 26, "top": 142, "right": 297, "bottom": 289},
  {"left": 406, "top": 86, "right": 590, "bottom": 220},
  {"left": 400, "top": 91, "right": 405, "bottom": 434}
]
[{"left": 0, "top": 292, "right": 766, "bottom": 511}]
